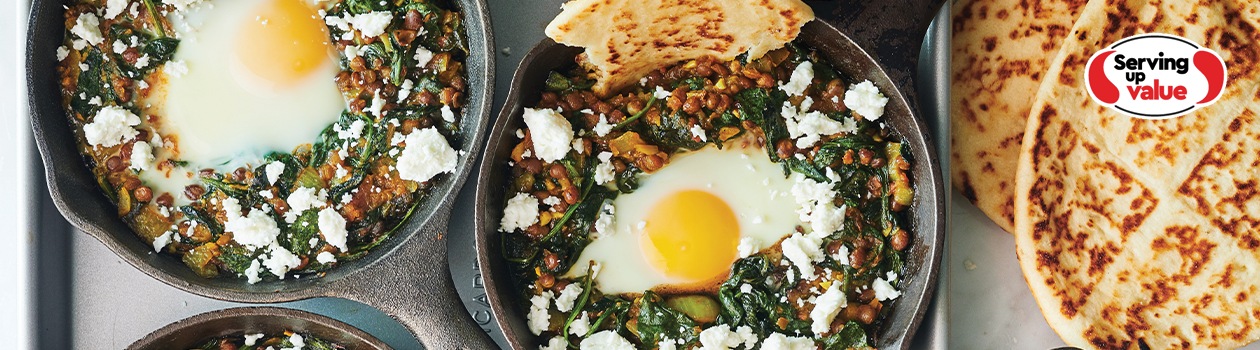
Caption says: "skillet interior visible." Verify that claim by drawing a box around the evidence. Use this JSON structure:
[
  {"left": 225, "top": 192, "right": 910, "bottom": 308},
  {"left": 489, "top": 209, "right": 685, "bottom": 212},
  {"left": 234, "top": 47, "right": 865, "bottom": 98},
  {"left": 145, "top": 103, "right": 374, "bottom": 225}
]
[
  {"left": 475, "top": 20, "right": 944, "bottom": 350},
  {"left": 128, "top": 307, "right": 389, "bottom": 350},
  {"left": 26, "top": 0, "right": 493, "bottom": 301}
]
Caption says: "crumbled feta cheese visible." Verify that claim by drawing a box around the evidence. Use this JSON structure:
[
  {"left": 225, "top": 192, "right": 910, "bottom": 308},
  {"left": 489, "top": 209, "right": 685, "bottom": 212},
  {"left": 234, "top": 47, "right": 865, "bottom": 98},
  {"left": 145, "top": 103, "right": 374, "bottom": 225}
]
[
  {"left": 522, "top": 108, "right": 574, "bottom": 162},
  {"left": 592, "top": 114, "right": 613, "bottom": 137},
  {"left": 810, "top": 282, "right": 847, "bottom": 334},
  {"left": 222, "top": 197, "right": 281, "bottom": 249},
  {"left": 872, "top": 272, "right": 901, "bottom": 301},
  {"left": 134, "top": 55, "right": 150, "bottom": 69},
  {"left": 345, "top": 11, "right": 393, "bottom": 37},
  {"left": 264, "top": 160, "right": 285, "bottom": 185},
  {"left": 737, "top": 237, "right": 758, "bottom": 258},
  {"left": 343, "top": 45, "right": 360, "bottom": 58},
  {"left": 83, "top": 106, "right": 140, "bottom": 147},
  {"left": 104, "top": 0, "right": 128, "bottom": 19},
  {"left": 781, "top": 232, "right": 824, "bottom": 280},
  {"left": 831, "top": 245, "right": 851, "bottom": 266},
  {"left": 317, "top": 207, "right": 349, "bottom": 251},
  {"left": 539, "top": 337, "right": 565, "bottom": 350},
  {"left": 395, "top": 127, "right": 458, "bottom": 183},
  {"left": 335, "top": 119, "right": 366, "bottom": 139},
  {"left": 112, "top": 40, "right": 127, "bottom": 54},
  {"left": 740, "top": 284, "right": 753, "bottom": 294},
  {"left": 653, "top": 86, "right": 671, "bottom": 99},
  {"left": 542, "top": 196, "right": 561, "bottom": 207},
  {"left": 71, "top": 13, "right": 104, "bottom": 46},
  {"left": 397, "top": 79, "right": 414, "bottom": 102},
  {"left": 163, "top": 60, "right": 188, "bottom": 78},
  {"left": 365, "top": 91, "right": 386, "bottom": 117},
  {"left": 500, "top": 193, "right": 539, "bottom": 232},
  {"left": 316, "top": 251, "right": 336, "bottom": 264},
  {"left": 243, "top": 333, "right": 264, "bottom": 346},
  {"left": 554, "top": 283, "right": 583, "bottom": 312},
  {"left": 56, "top": 46, "right": 69, "bottom": 61},
  {"left": 152, "top": 230, "right": 172, "bottom": 252},
  {"left": 285, "top": 334, "right": 305, "bottom": 350},
  {"left": 807, "top": 202, "right": 845, "bottom": 238},
  {"left": 690, "top": 124, "right": 707, "bottom": 142},
  {"left": 571, "top": 138, "right": 585, "bottom": 154},
  {"left": 593, "top": 202, "right": 615, "bottom": 237},
  {"left": 568, "top": 311, "right": 590, "bottom": 336},
  {"left": 781, "top": 98, "right": 856, "bottom": 148},
  {"left": 698, "top": 324, "right": 755, "bottom": 350},
  {"left": 760, "top": 333, "right": 815, "bottom": 350},
  {"left": 440, "top": 105, "right": 456, "bottom": 123},
  {"left": 88, "top": 96, "right": 102, "bottom": 106},
  {"left": 789, "top": 174, "right": 845, "bottom": 237},
  {"left": 779, "top": 61, "right": 813, "bottom": 97},
  {"left": 593, "top": 152, "right": 615, "bottom": 185},
  {"left": 262, "top": 244, "right": 302, "bottom": 278},
  {"left": 414, "top": 46, "right": 434, "bottom": 69},
  {"left": 128, "top": 141, "right": 154, "bottom": 171},
  {"left": 527, "top": 291, "right": 554, "bottom": 335},
  {"left": 244, "top": 260, "right": 263, "bottom": 284},
  {"left": 580, "top": 330, "right": 634, "bottom": 350},
  {"left": 286, "top": 186, "right": 326, "bottom": 215},
  {"left": 515, "top": 129, "right": 525, "bottom": 138},
  {"left": 844, "top": 80, "right": 888, "bottom": 120}
]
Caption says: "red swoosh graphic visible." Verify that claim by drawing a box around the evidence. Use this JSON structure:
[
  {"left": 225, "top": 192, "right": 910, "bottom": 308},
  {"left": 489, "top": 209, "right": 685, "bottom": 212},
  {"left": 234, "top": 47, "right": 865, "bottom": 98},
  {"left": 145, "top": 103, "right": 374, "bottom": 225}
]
[
  {"left": 1088, "top": 51, "right": 1119, "bottom": 104},
  {"left": 1194, "top": 50, "right": 1226, "bottom": 104}
]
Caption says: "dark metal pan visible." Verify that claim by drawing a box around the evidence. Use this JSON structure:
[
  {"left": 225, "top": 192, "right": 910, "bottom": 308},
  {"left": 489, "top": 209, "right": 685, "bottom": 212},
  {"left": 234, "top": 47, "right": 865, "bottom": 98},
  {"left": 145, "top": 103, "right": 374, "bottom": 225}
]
[
  {"left": 474, "top": 1, "right": 946, "bottom": 349},
  {"left": 128, "top": 307, "right": 389, "bottom": 350},
  {"left": 26, "top": 0, "right": 497, "bottom": 347}
]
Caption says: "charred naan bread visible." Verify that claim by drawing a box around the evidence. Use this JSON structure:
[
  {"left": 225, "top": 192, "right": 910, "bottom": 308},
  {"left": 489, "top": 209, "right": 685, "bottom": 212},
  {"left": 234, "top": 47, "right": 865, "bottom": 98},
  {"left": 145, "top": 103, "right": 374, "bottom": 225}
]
[
  {"left": 1014, "top": 0, "right": 1260, "bottom": 348},
  {"left": 950, "top": 0, "right": 1087, "bottom": 233},
  {"left": 545, "top": 0, "right": 813, "bottom": 96}
]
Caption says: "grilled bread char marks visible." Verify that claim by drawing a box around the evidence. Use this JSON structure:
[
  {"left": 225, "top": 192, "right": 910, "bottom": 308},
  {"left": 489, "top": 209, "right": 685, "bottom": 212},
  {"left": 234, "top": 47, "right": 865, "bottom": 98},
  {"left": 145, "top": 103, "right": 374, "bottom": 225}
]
[
  {"left": 545, "top": 0, "right": 813, "bottom": 96},
  {"left": 1014, "top": 0, "right": 1260, "bottom": 348},
  {"left": 950, "top": 0, "right": 1087, "bottom": 233}
]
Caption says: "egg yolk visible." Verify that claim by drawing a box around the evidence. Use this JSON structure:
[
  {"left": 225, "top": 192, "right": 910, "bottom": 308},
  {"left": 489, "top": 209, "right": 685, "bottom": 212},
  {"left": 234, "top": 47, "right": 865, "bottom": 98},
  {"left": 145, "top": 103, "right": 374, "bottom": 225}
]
[
  {"left": 640, "top": 190, "right": 739, "bottom": 283},
  {"left": 236, "top": 0, "right": 332, "bottom": 86}
]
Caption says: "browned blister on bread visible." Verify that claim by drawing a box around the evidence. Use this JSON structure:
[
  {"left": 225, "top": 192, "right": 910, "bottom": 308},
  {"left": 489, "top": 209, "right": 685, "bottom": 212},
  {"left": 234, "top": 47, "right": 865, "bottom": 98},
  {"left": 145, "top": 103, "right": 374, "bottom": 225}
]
[
  {"left": 1013, "top": 0, "right": 1260, "bottom": 348},
  {"left": 545, "top": 0, "right": 814, "bottom": 96}
]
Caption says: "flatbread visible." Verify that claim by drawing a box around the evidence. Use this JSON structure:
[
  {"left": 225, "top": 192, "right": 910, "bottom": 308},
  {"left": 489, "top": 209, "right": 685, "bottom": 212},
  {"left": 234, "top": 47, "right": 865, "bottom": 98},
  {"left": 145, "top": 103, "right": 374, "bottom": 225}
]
[
  {"left": 545, "top": 0, "right": 813, "bottom": 96},
  {"left": 950, "top": 0, "right": 1088, "bottom": 233},
  {"left": 1014, "top": 0, "right": 1260, "bottom": 348}
]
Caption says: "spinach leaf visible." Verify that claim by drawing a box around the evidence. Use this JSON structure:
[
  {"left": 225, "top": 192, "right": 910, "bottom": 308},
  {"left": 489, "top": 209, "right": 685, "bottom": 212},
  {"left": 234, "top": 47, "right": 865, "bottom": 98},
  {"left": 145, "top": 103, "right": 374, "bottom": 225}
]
[
  {"left": 179, "top": 205, "right": 223, "bottom": 235},
  {"left": 71, "top": 49, "right": 117, "bottom": 116},
  {"left": 544, "top": 71, "right": 571, "bottom": 92},
  {"left": 637, "top": 291, "right": 699, "bottom": 346},
  {"left": 716, "top": 257, "right": 810, "bottom": 336},
  {"left": 143, "top": 37, "right": 179, "bottom": 63},
  {"left": 260, "top": 152, "right": 302, "bottom": 196},
  {"left": 734, "top": 88, "right": 771, "bottom": 122},
  {"left": 640, "top": 110, "right": 705, "bottom": 152},
  {"left": 218, "top": 244, "right": 258, "bottom": 275},
  {"left": 821, "top": 321, "right": 869, "bottom": 349},
  {"left": 284, "top": 210, "right": 320, "bottom": 256},
  {"left": 344, "top": 0, "right": 391, "bottom": 14},
  {"left": 309, "top": 123, "right": 339, "bottom": 167},
  {"left": 673, "top": 76, "right": 706, "bottom": 91},
  {"left": 614, "top": 165, "right": 641, "bottom": 194}
]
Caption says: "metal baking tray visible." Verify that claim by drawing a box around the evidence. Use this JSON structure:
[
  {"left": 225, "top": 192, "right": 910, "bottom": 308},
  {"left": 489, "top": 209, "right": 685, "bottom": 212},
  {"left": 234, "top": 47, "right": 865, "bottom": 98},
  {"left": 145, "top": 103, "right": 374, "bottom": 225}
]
[{"left": 25, "top": 1, "right": 950, "bottom": 348}]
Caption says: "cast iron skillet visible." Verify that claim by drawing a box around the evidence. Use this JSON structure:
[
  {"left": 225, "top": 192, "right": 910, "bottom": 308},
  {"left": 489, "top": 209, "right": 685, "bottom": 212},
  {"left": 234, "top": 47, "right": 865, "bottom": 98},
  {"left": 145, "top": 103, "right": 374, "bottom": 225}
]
[
  {"left": 27, "top": 0, "right": 496, "bottom": 347},
  {"left": 129, "top": 307, "right": 388, "bottom": 349},
  {"left": 474, "top": 1, "right": 946, "bottom": 349}
]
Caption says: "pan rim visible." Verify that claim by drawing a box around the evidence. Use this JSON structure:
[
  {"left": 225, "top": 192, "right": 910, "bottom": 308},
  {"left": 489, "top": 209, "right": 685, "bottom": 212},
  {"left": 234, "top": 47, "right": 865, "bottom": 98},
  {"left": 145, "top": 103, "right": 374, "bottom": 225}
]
[{"left": 126, "top": 306, "right": 391, "bottom": 350}]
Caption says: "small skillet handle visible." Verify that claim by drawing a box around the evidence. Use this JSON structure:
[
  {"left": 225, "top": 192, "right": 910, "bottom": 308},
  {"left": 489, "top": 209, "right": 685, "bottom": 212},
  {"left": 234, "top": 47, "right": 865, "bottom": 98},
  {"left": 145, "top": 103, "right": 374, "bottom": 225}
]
[
  {"left": 336, "top": 211, "right": 495, "bottom": 349},
  {"left": 814, "top": 0, "right": 947, "bottom": 106}
]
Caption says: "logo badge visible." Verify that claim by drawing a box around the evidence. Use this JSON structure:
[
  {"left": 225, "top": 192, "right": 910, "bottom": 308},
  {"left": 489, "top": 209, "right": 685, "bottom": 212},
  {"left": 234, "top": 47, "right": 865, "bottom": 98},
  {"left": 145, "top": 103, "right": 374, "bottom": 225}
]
[{"left": 1084, "top": 33, "right": 1227, "bottom": 119}]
